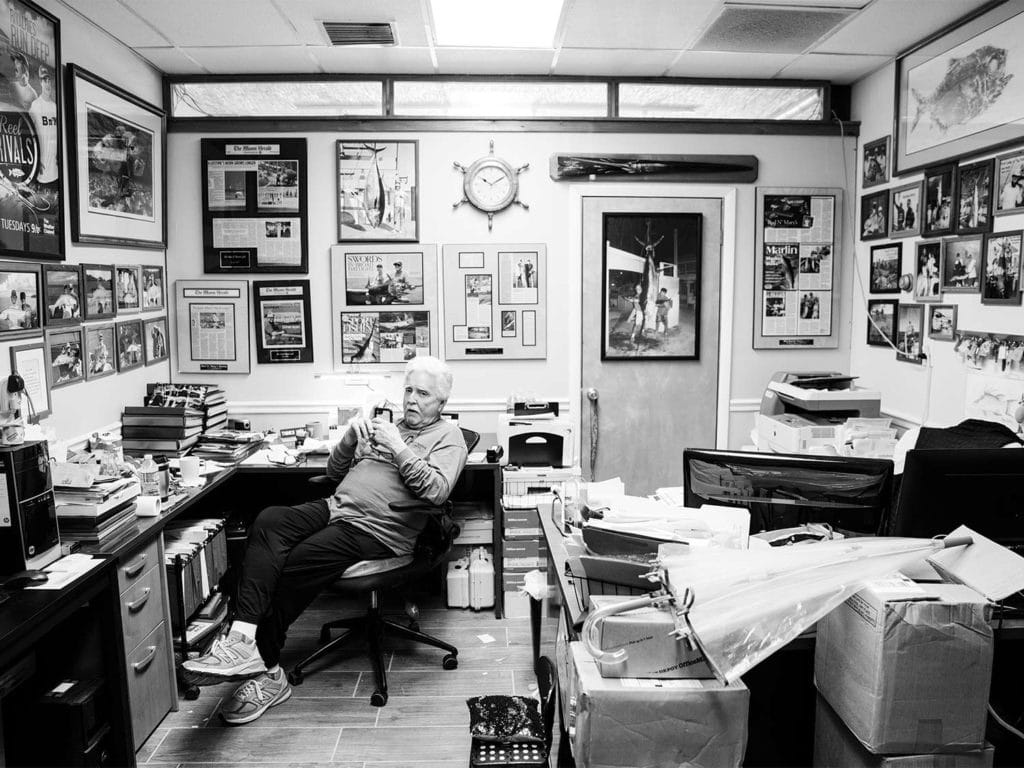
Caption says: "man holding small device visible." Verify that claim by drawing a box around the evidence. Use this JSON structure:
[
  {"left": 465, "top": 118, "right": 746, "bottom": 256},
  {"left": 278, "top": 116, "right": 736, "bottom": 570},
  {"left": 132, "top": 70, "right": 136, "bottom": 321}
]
[{"left": 182, "top": 355, "right": 467, "bottom": 724}]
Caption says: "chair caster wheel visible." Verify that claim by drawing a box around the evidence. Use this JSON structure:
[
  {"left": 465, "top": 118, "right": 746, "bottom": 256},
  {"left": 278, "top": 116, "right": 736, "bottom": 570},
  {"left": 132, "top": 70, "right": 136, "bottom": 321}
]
[
  {"left": 442, "top": 654, "right": 458, "bottom": 670},
  {"left": 319, "top": 627, "right": 331, "bottom": 643},
  {"left": 371, "top": 690, "right": 388, "bottom": 707},
  {"left": 287, "top": 670, "right": 304, "bottom": 686},
  {"left": 184, "top": 685, "right": 200, "bottom": 700}
]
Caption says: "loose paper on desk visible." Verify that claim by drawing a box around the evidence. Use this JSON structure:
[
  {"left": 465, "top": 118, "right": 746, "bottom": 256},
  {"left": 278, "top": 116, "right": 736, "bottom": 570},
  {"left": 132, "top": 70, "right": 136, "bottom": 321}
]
[
  {"left": 26, "top": 554, "right": 104, "bottom": 590},
  {"left": 927, "top": 525, "right": 1024, "bottom": 601},
  {"left": 584, "top": 477, "right": 625, "bottom": 507}
]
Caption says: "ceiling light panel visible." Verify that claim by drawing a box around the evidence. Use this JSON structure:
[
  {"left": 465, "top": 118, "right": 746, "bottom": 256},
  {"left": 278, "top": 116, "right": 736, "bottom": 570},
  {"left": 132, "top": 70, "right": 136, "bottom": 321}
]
[{"left": 430, "top": 0, "right": 563, "bottom": 48}]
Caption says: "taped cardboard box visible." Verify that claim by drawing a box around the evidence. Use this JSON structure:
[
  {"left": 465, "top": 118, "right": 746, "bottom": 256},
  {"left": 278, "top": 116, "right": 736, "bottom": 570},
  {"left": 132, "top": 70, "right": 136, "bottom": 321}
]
[
  {"left": 589, "top": 595, "right": 712, "bottom": 679},
  {"left": 568, "top": 641, "right": 748, "bottom": 768},
  {"left": 814, "top": 693, "right": 993, "bottom": 767},
  {"left": 815, "top": 577, "right": 992, "bottom": 754}
]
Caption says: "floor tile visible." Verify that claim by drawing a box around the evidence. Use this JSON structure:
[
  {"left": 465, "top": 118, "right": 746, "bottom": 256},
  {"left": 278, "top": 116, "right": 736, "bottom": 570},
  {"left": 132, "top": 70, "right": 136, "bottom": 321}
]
[
  {"left": 334, "top": 726, "right": 469, "bottom": 763},
  {"left": 153, "top": 727, "right": 340, "bottom": 763}
]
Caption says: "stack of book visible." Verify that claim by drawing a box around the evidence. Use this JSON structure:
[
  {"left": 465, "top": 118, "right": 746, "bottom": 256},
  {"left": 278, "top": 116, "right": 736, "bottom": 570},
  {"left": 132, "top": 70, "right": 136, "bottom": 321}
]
[
  {"left": 190, "top": 429, "right": 265, "bottom": 463},
  {"left": 147, "top": 383, "right": 229, "bottom": 433},
  {"left": 121, "top": 406, "right": 204, "bottom": 457},
  {"left": 54, "top": 477, "right": 142, "bottom": 546}
]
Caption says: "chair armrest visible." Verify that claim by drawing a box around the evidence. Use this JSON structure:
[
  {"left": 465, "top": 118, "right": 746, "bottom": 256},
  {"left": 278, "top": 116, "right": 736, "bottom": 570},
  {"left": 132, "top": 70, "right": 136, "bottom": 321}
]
[
  {"left": 388, "top": 499, "right": 450, "bottom": 516},
  {"left": 309, "top": 475, "right": 335, "bottom": 488}
]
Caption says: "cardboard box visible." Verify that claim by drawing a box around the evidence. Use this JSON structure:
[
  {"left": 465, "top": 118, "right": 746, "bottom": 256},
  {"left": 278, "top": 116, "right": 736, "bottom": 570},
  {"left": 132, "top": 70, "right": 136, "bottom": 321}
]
[
  {"left": 588, "top": 595, "right": 712, "bottom": 678},
  {"left": 503, "top": 556, "right": 547, "bottom": 569},
  {"left": 815, "top": 577, "right": 993, "bottom": 754},
  {"left": 814, "top": 694, "right": 994, "bottom": 767},
  {"left": 502, "top": 538, "right": 548, "bottom": 559},
  {"left": 568, "top": 642, "right": 748, "bottom": 768},
  {"left": 502, "top": 567, "right": 545, "bottom": 593},
  {"left": 503, "top": 589, "right": 532, "bottom": 619},
  {"left": 503, "top": 508, "right": 540, "bottom": 529}
]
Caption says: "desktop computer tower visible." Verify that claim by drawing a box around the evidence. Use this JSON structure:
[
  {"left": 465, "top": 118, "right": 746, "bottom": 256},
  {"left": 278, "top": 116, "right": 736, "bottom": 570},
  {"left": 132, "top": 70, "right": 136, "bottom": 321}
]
[{"left": 0, "top": 440, "right": 60, "bottom": 576}]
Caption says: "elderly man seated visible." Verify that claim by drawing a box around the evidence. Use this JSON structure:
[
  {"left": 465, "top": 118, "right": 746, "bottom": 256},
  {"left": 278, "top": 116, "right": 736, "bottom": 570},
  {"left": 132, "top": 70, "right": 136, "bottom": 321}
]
[{"left": 183, "top": 355, "right": 467, "bottom": 724}]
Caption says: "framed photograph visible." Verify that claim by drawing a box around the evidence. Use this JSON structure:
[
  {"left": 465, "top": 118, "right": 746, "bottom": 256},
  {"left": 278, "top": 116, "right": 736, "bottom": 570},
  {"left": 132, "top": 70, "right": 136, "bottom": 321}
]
[
  {"left": 175, "top": 279, "right": 251, "bottom": 374},
  {"left": 940, "top": 235, "right": 982, "bottom": 293},
  {"left": 65, "top": 64, "right": 166, "bottom": 248},
  {"left": 869, "top": 243, "right": 902, "bottom": 294},
  {"left": 115, "top": 265, "right": 141, "bottom": 312},
  {"left": 114, "top": 318, "right": 144, "bottom": 371},
  {"left": 889, "top": 182, "right": 923, "bottom": 238},
  {"left": 83, "top": 323, "right": 115, "bottom": 380},
  {"left": 0, "top": 0, "right": 63, "bottom": 261},
  {"left": 338, "top": 310, "right": 431, "bottom": 364},
  {"left": 0, "top": 262, "right": 42, "bottom": 339},
  {"left": 45, "top": 328, "right": 84, "bottom": 388},
  {"left": 895, "top": 2, "right": 1024, "bottom": 175},
  {"left": 957, "top": 159, "right": 994, "bottom": 235},
  {"left": 866, "top": 300, "right": 898, "bottom": 347},
  {"left": 341, "top": 250, "right": 425, "bottom": 306},
  {"left": 922, "top": 165, "right": 956, "bottom": 237},
  {"left": 860, "top": 190, "right": 889, "bottom": 241},
  {"left": 981, "top": 230, "right": 1023, "bottom": 306},
  {"left": 862, "top": 136, "right": 889, "bottom": 188},
  {"left": 896, "top": 303, "right": 925, "bottom": 364},
  {"left": 995, "top": 149, "right": 1024, "bottom": 216},
  {"left": 913, "top": 241, "right": 942, "bottom": 302},
  {"left": 140, "top": 265, "right": 164, "bottom": 311},
  {"left": 142, "top": 316, "right": 169, "bottom": 365},
  {"left": 337, "top": 140, "right": 418, "bottom": 242},
  {"left": 253, "top": 280, "right": 313, "bottom": 364},
  {"left": 41, "top": 264, "right": 82, "bottom": 325},
  {"left": 10, "top": 341, "right": 51, "bottom": 420},
  {"left": 501, "top": 310, "right": 517, "bottom": 338},
  {"left": 928, "top": 304, "right": 958, "bottom": 342},
  {"left": 81, "top": 263, "right": 117, "bottom": 319}
]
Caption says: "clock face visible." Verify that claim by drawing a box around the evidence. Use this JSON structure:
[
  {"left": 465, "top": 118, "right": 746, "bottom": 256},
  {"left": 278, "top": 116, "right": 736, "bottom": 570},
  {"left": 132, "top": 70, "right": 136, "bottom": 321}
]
[{"left": 465, "top": 159, "right": 516, "bottom": 213}]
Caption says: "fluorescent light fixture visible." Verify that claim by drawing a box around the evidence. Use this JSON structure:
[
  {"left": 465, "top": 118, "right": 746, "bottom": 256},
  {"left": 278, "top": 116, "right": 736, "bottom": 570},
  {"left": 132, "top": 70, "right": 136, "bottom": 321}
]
[{"left": 430, "top": 0, "right": 563, "bottom": 48}]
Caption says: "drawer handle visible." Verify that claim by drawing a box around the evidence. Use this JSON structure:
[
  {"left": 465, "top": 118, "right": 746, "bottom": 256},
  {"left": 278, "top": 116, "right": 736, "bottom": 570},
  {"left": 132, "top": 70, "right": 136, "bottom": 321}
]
[
  {"left": 126, "top": 588, "right": 151, "bottom": 613},
  {"left": 123, "top": 553, "right": 147, "bottom": 579},
  {"left": 133, "top": 646, "right": 158, "bottom": 674}
]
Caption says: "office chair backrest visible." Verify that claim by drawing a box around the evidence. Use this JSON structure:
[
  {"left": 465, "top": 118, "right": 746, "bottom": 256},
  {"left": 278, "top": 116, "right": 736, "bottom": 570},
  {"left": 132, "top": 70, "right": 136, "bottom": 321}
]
[{"left": 460, "top": 426, "right": 481, "bottom": 454}]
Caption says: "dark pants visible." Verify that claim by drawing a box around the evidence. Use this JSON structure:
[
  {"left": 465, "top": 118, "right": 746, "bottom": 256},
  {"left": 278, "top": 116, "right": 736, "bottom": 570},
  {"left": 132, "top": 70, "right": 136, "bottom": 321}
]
[{"left": 235, "top": 500, "right": 396, "bottom": 667}]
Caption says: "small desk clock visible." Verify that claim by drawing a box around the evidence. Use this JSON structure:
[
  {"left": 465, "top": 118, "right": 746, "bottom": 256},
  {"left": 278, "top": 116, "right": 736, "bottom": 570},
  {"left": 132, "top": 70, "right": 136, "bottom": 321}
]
[{"left": 453, "top": 140, "right": 529, "bottom": 231}]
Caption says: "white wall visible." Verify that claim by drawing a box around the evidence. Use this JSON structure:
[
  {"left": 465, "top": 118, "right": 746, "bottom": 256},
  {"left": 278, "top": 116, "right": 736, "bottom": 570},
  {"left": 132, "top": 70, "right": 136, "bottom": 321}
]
[
  {"left": 1, "top": 1, "right": 166, "bottom": 444},
  {"left": 168, "top": 129, "right": 856, "bottom": 445},
  {"left": 849, "top": 64, "right": 1024, "bottom": 427}
]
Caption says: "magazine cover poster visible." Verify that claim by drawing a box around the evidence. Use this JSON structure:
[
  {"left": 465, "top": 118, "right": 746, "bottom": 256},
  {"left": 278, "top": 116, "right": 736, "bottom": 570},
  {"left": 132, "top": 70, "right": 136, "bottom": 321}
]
[{"left": 0, "top": 0, "right": 61, "bottom": 258}]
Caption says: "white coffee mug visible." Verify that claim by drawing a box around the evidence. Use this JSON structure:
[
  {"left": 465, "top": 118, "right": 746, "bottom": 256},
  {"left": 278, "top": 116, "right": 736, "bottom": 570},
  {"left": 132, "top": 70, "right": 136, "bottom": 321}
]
[
  {"left": 305, "top": 421, "right": 325, "bottom": 440},
  {"left": 180, "top": 456, "right": 202, "bottom": 484}
]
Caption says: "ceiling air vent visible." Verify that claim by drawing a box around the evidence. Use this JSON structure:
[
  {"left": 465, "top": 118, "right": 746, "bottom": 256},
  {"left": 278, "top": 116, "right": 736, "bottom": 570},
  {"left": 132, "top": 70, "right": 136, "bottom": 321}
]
[
  {"left": 693, "top": 4, "right": 854, "bottom": 54},
  {"left": 321, "top": 22, "right": 397, "bottom": 47}
]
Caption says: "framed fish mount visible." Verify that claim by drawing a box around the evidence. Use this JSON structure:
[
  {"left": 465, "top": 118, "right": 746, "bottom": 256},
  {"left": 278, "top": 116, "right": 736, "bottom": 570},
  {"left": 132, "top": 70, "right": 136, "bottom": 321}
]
[
  {"left": 337, "top": 140, "right": 418, "bottom": 243},
  {"left": 895, "top": 2, "right": 1024, "bottom": 175},
  {"left": 200, "top": 138, "right": 309, "bottom": 273}
]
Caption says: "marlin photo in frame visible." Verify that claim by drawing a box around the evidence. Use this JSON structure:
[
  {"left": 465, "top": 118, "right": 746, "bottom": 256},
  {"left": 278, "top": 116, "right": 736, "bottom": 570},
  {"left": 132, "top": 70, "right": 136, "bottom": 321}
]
[{"left": 337, "top": 140, "right": 418, "bottom": 243}]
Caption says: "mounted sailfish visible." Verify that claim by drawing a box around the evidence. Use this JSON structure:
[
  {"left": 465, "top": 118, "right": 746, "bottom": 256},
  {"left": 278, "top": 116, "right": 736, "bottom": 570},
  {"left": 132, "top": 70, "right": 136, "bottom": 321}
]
[
  {"left": 632, "top": 220, "right": 664, "bottom": 342},
  {"left": 361, "top": 143, "right": 388, "bottom": 230}
]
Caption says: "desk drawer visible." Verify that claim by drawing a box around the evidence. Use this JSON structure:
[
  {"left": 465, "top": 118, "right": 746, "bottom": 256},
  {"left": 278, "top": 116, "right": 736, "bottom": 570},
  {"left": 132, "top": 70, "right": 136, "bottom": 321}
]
[
  {"left": 120, "top": 565, "right": 164, "bottom": 652},
  {"left": 126, "top": 621, "right": 174, "bottom": 752},
  {"left": 118, "top": 537, "right": 160, "bottom": 594}
]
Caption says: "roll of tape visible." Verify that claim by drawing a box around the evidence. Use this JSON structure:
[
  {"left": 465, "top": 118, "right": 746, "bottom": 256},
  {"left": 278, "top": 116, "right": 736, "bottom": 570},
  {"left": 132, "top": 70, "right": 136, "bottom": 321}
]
[{"left": 136, "top": 495, "right": 161, "bottom": 517}]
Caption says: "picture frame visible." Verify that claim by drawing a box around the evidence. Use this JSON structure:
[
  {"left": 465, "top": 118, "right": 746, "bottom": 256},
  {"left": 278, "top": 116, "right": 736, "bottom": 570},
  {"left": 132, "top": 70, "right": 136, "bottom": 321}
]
[
  {"left": 65, "top": 64, "right": 166, "bottom": 248},
  {"left": 115, "top": 265, "right": 141, "bottom": 313},
  {"left": 252, "top": 280, "right": 313, "bottom": 364},
  {"left": 956, "top": 159, "right": 994, "bottom": 235},
  {"left": 81, "top": 263, "right": 117, "bottom": 320},
  {"left": 41, "top": 264, "right": 83, "bottom": 326},
  {"left": 889, "top": 181, "right": 923, "bottom": 239},
  {"left": 860, "top": 190, "right": 889, "bottom": 241},
  {"left": 142, "top": 316, "right": 169, "bottom": 366},
  {"left": 0, "top": 0, "right": 63, "bottom": 261},
  {"left": 862, "top": 136, "right": 889, "bottom": 188},
  {"left": 114, "top": 318, "right": 144, "bottom": 371},
  {"left": 895, "top": 2, "right": 1024, "bottom": 175},
  {"left": 45, "top": 328, "right": 84, "bottom": 388},
  {"left": 175, "top": 279, "right": 251, "bottom": 374},
  {"left": 866, "top": 299, "right": 898, "bottom": 348},
  {"left": 337, "top": 140, "right": 419, "bottom": 243},
  {"left": 994, "top": 149, "right": 1024, "bottom": 216},
  {"left": 981, "top": 229, "right": 1023, "bottom": 306},
  {"left": 140, "top": 265, "right": 165, "bottom": 311},
  {"left": 895, "top": 303, "right": 925, "bottom": 364},
  {"left": 922, "top": 164, "right": 957, "bottom": 237},
  {"left": 940, "top": 235, "right": 983, "bottom": 293},
  {"left": 869, "top": 243, "right": 902, "bottom": 294},
  {"left": 927, "top": 304, "right": 958, "bottom": 342},
  {"left": 83, "top": 323, "right": 116, "bottom": 380},
  {"left": 340, "top": 249, "right": 426, "bottom": 307},
  {"left": 0, "top": 261, "right": 42, "bottom": 340},
  {"left": 912, "top": 241, "right": 942, "bottom": 302},
  {"left": 10, "top": 341, "right": 51, "bottom": 420}
]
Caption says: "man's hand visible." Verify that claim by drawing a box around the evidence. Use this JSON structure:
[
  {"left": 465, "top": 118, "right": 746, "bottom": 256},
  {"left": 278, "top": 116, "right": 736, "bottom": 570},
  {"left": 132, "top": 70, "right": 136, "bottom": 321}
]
[
  {"left": 369, "top": 418, "right": 405, "bottom": 457},
  {"left": 343, "top": 414, "right": 376, "bottom": 446}
]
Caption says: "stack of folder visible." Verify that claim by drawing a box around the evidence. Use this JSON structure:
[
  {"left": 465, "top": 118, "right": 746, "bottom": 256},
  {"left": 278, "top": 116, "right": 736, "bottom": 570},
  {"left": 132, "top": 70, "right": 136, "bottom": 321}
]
[
  {"left": 121, "top": 406, "right": 204, "bottom": 457},
  {"left": 164, "top": 518, "right": 228, "bottom": 638},
  {"left": 54, "top": 476, "right": 141, "bottom": 545},
  {"left": 190, "top": 429, "right": 265, "bottom": 463}
]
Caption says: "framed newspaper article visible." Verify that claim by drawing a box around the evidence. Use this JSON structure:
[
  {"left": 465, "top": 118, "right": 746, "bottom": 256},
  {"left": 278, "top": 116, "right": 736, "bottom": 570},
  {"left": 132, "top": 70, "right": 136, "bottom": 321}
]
[
  {"left": 754, "top": 187, "right": 842, "bottom": 349},
  {"left": 174, "top": 280, "right": 251, "bottom": 373},
  {"left": 201, "top": 139, "right": 308, "bottom": 273},
  {"left": 252, "top": 279, "right": 313, "bottom": 364}
]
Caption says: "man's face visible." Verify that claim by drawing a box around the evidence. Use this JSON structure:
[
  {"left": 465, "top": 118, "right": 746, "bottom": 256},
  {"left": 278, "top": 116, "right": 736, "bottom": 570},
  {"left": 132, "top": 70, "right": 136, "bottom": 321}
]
[
  {"left": 403, "top": 370, "right": 444, "bottom": 428},
  {"left": 41, "top": 75, "right": 52, "bottom": 97}
]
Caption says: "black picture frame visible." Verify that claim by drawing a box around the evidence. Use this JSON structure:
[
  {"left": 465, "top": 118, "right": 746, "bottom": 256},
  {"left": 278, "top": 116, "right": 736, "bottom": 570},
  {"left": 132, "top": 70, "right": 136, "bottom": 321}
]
[
  {"left": 956, "top": 159, "right": 994, "bottom": 235},
  {"left": 83, "top": 323, "right": 116, "bottom": 380},
  {"left": 337, "top": 140, "right": 419, "bottom": 243},
  {"left": 142, "top": 316, "right": 169, "bottom": 366},
  {"left": 115, "top": 265, "right": 141, "bottom": 313},
  {"left": 922, "top": 164, "right": 957, "bottom": 237},
  {"left": 41, "top": 264, "right": 83, "bottom": 326},
  {"left": 981, "top": 229, "right": 1023, "bottom": 306},
  {"left": 45, "top": 328, "right": 84, "bottom": 388},
  {"left": 0, "top": 261, "right": 42, "bottom": 339},
  {"left": 866, "top": 299, "right": 898, "bottom": 347},
  {"left": 912, "top": 241, "right": 942, "bottom": 303},
  {"left": 862, "top": 136, "right": 889, "bottom": 189},
  {"left": 889, "top": 181, "right": 923, "bottom": 239},
  {"left": 995, "top": 148, "right": 1024, "bottom": 217},
  {"left": 940, "top": 235, "right": 982, "bottom": 293},
  {"left": 81, "top": 264, "right": 117, "bottom": 320},
  {"left": 927, "top": 304, "right": 958, "bottom": 342},
  {"left": 140, "top": 265, "right": 165, "bottom": 312},
  {"left": 896, "top": 303, "right": 925, "bottom": 364},
  {"left": 115, "top": 318, "right": 144, "bottom": 371},
  {"left": 10, "top": 341, "right": 51, "bottom": 420},
  {"left": 65, "top": 64, "right": 166, "bottom": 248},
  {"left": 252, "top": 279, "right": 313, "bottom": 364},
  {"left": 869, "top": 243, "right": 902, "bottom": 294},
  {"left": 860, "top": 190, "right": 889, "bottom": 241},
  {"left": 0, "top": 0, "right": 63, "bottom": 262}
]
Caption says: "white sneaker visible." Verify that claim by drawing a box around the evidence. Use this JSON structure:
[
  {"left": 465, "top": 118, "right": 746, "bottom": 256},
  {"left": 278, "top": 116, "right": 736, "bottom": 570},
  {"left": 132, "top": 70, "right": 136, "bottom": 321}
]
[
  {"left": 181, "top": 631, "right": 266, "bottom": 684},
  {"left": 220, "top": 669, "right": 292, "bottom": 725}
]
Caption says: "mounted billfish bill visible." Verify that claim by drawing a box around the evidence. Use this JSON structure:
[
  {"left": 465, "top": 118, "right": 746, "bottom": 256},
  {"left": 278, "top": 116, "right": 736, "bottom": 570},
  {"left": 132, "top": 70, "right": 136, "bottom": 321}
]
[{"left": 550, "top": 153, "right": 758, "bottom": 183}]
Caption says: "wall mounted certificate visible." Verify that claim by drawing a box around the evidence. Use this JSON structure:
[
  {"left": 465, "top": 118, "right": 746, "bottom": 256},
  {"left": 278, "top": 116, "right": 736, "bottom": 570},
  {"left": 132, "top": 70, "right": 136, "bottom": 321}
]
[
  {"left": 252, "top": 279, "right": 313, "bottom": 364},
  {"left": 201, "top": 139, "right": 308, "bottom": 273},
  {"left": 175, "top": 280, "right": 250, "bottom": 373},
  {"left": 754, "top": 188, "right": 842, "bottom": 349}
]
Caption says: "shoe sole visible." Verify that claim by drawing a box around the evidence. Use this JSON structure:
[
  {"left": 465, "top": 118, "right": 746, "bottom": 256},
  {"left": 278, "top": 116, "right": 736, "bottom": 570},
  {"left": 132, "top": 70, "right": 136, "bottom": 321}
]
[
  {"left": 179, "top": 664, "right": 267, "bottom": 687},
  {"left": 221, "top": 685, "right": 292, "bottom": 725}
]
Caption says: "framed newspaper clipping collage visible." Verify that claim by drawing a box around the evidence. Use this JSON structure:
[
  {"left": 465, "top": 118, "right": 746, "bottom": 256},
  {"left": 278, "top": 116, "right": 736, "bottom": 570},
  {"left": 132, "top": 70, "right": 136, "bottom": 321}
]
[{"left": 174, "top": 280, "right": 251, "bottom": 373}]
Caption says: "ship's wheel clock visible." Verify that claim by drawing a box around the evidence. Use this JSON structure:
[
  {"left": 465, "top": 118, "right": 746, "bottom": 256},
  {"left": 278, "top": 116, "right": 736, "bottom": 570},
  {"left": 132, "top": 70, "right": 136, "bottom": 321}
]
[{"left": 453, "top": 140, "right": 529, "bottom": 231}]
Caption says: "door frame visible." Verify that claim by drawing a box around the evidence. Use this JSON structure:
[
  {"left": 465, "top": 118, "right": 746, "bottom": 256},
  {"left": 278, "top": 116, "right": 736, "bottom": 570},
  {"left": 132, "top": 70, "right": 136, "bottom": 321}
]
[{"left": 567, "top": 183, "right": 737, "bottom": 458}]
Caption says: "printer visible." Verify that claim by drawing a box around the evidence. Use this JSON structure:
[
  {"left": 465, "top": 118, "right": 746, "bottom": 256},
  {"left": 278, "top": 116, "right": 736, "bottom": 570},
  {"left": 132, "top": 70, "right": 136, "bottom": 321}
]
[
  {"left": 756, "top": 372, "right": 881, "bottom": 454},
  {"left": 497, "top": 413, "right": 573, "bottom": 468}
]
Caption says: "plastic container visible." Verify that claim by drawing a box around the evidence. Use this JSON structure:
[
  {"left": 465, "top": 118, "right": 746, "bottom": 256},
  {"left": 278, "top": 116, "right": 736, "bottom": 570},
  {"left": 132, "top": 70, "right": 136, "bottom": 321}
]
[
  {"left": 154, "top": 455, "right": 170, "bottom": 501},
  {"left": 469, "top": 547, "right": 495, "bottom": 610},
  {"left": 446, "top": 557, "right": 470, "bottom": 608},
  {"left": 139, "top": 454, "right": 160, "bottom": 497}
]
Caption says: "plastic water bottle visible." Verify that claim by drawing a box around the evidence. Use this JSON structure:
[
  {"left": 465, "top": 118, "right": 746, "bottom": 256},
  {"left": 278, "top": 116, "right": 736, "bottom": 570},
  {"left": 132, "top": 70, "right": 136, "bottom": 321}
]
[{"left": 139, "top": 454, "right": 160, "bottom": 497}]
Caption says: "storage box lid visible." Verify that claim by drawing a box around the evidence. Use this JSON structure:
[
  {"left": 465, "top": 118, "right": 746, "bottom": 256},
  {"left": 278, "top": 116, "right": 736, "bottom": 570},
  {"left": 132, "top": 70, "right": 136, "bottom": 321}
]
[{"left": 927, "top": 525, "right": 1024, "bottom": 601}]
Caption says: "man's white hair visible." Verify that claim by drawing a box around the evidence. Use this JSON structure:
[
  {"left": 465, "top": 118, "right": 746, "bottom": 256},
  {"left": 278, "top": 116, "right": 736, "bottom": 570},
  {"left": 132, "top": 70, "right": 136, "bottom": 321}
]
[{"left": 405, "top": 355, "right": 453, "bottom": 400}]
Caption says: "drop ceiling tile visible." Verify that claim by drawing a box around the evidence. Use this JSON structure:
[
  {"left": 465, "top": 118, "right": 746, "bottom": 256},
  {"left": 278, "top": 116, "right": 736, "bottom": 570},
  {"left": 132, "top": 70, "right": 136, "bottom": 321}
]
[
  {"left": 273, "top": 0, "right": 430, "bottom": 47},
  {"left": 114, "top": 0, "right": 301, "bottom": 47},
  {"left": 560, "top": 0, "right": 719, "bottom": 50},
  {"left": 666, "top": 51, "right": 800, "bottom": 79},
  {"left": 134, "top": 47, "right": 208, "bottom": 75},
  {"left": 310, "top": 46, "right": 436, "bottom": 74},
  {"left": 777, "top": 53, "right": 891, "bottom": 85},
  {"left": 435, "top": 48, "right": 554, "bottom": 75},
  {"left": 181, "top": 46, "right": 321, "bottom": 74},
  {"left": 554, "top": 48, "right": 678, "bottom": 77},
  {"left": 64, "top": 0, "right": 170, "bottom": 47}
]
